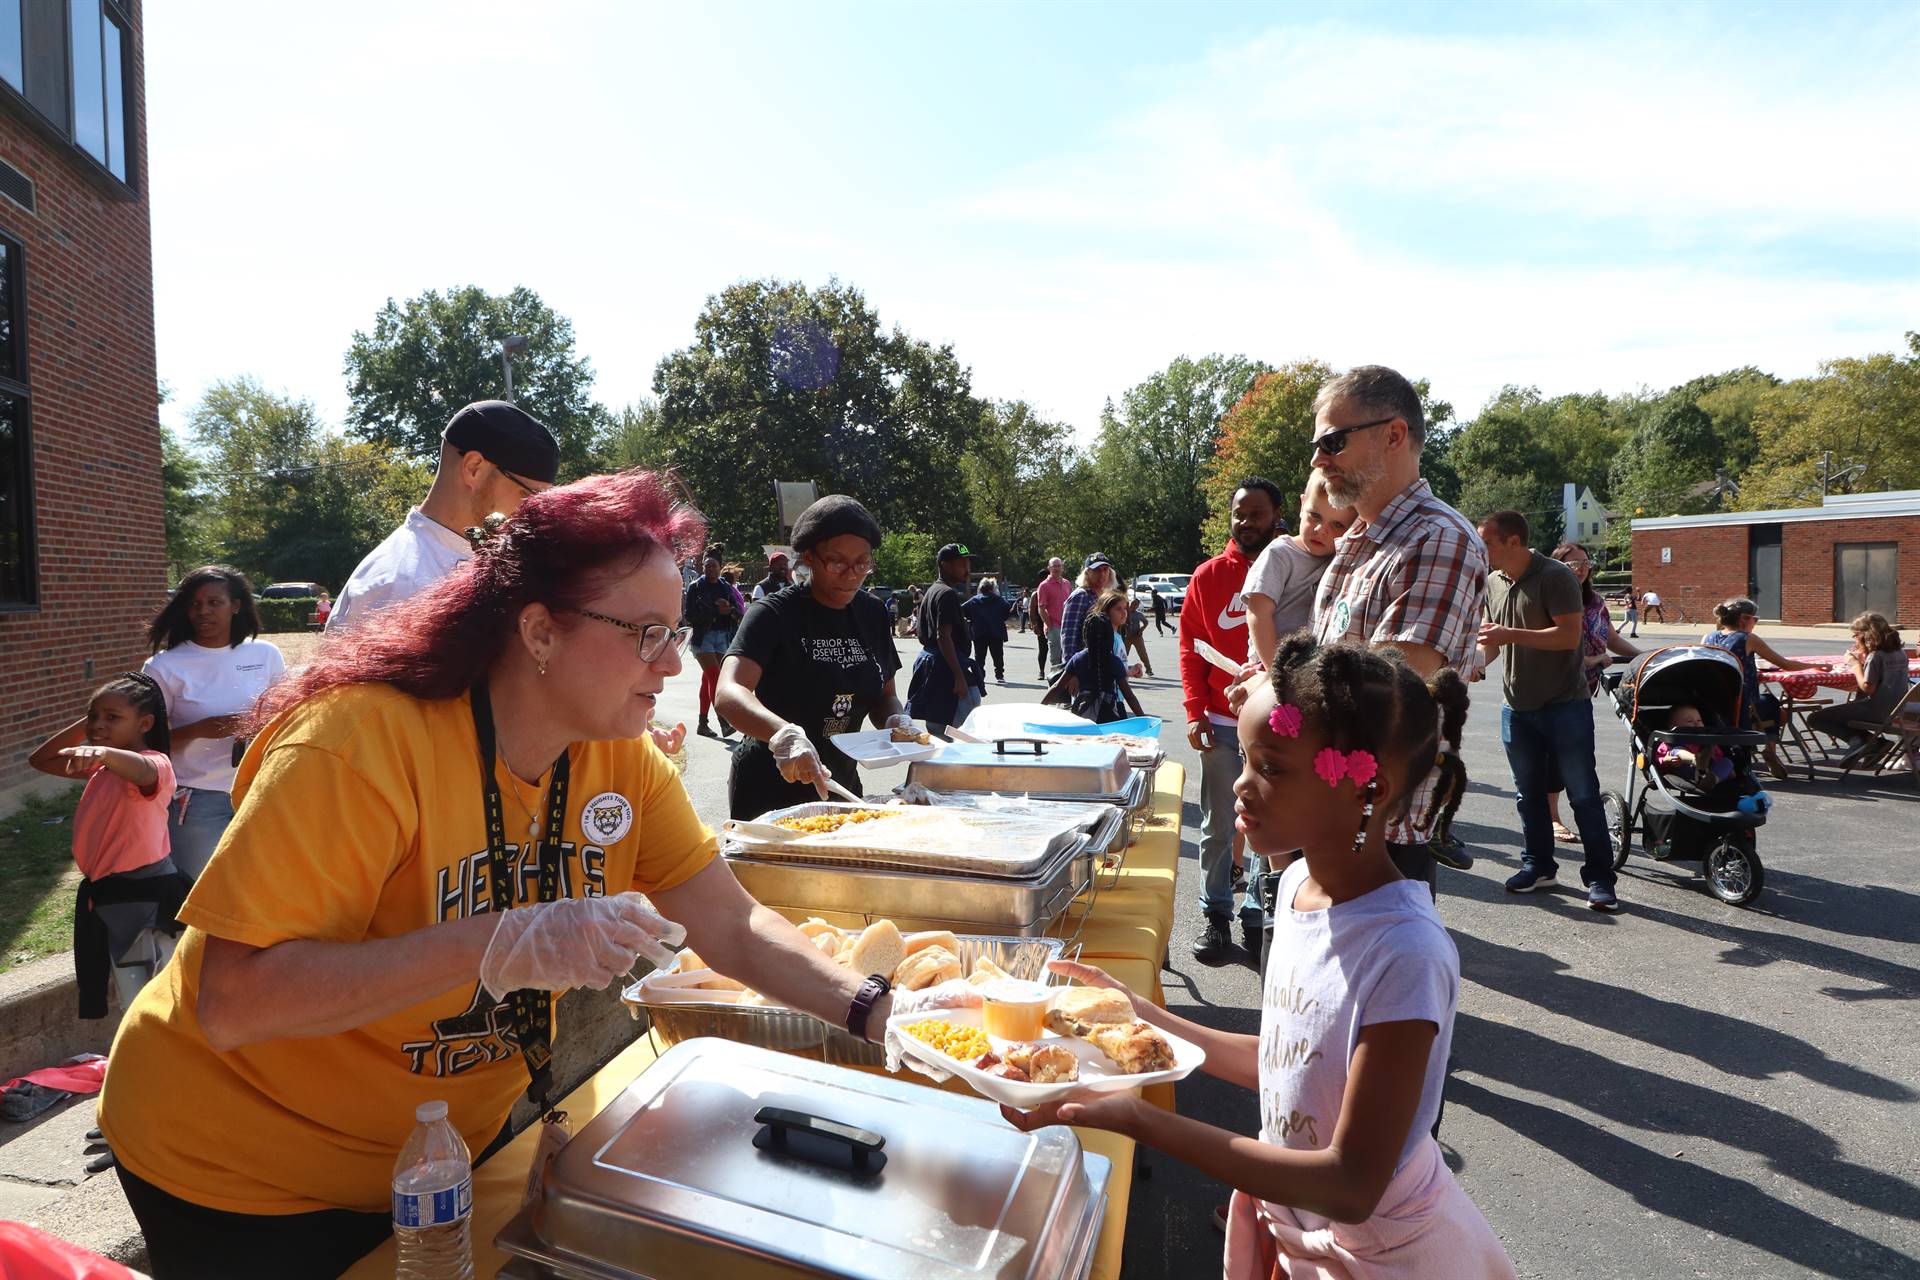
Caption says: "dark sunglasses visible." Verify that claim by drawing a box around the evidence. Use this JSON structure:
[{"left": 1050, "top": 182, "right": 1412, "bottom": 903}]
[
  {"left": 496, "top": 466, "right": 539, "bottom": 497},
  {"left": 1311, "top": 416, "right": 1395, "bottom": 457}
]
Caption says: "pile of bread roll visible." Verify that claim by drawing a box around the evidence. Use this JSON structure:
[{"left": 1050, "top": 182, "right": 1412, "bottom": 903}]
[{"left": 669, "top": 917, "right": 1015, "bottom": 1006}]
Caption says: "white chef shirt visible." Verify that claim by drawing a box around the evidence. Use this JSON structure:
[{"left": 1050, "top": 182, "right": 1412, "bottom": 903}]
[{"left": 327, "top": 509, "right": 472, "bottom": 631}]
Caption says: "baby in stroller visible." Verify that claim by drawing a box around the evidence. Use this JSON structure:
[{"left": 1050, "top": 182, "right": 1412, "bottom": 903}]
[
  {"left": 1604, "top": 645, "right": 1774, "bottom": 905},
  {"left": 1654, "top": 704, "right": 1736, "bottom": 788}
]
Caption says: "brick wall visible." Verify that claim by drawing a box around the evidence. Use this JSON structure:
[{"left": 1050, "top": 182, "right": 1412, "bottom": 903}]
[
  {"left": 1633, "top": 516, "right": 1920, "bottom": 626},
  {"left": 1630, "top": 524, "right": 1746, "bottom": 624},
  {"left": 1782, "top": 515, "right": 1920, "bottom": 627},
  {"left": 0, "top": 2, "right": 162, "bottom": 799}
]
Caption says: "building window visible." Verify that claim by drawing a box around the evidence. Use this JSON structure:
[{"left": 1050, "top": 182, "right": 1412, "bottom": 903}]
[
  {"left": 0, "top": 232, "right": 31, "bottom": 607},
  {"left": 0, "top": 0, "right": 132, "bottom": 186}
]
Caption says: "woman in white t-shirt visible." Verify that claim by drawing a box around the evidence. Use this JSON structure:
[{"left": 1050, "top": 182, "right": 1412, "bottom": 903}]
[{"left": 142, "top": 567, "right": 286, "bottom": 881}]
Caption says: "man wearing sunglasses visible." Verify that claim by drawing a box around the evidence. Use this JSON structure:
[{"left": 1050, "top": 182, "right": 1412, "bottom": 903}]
[
  {"left": 329, "top": 400, "right": 558, "bottom": 631},
  {"left": 1308, "top": 366, "right": 1487, "bottom": 894}
]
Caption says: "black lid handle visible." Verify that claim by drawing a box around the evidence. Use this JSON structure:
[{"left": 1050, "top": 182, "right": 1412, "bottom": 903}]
[
  {"left": 753, "top": 1106, "right": 887, "bottom": 1175},
  {"left": 992, "top": 737, "right": 1049, "bottom": 757}
]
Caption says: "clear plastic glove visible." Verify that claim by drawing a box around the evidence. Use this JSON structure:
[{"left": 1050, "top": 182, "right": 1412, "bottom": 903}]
[
  {"left": 770, "top": 722, "right": 831, "bottom": 799},
  {"left": 883, "top": 978, "right": 986, "bottom": 1079},
  {"left": 883, "top": 712, "right": 917, "bottom": 732},
  {"left": 480, "top": 893, "right": 688, "bottom": 1000}
]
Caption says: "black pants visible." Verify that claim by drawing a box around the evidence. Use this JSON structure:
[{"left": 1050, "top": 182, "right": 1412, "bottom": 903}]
[
  {"left": 973, "top": 636, "right": 1005, "bottom": 680},
  {"left": 1036, "top": 628, "right": 1048, "bottom": 675},
  {"left": 1387, "top": 840, "right": 1437, "bottom": 902},
  {"left": 118, "top": 1164, "right": 392, "bottom": 1280}
]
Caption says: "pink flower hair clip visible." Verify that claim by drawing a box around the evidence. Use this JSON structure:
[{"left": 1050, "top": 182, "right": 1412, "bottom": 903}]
[
  {"left": 1314, "top": 747, "right": 1379, "bottom": 790},
  {"left": 1268, "top": 703, "right": 1303, "bottom": 738}
]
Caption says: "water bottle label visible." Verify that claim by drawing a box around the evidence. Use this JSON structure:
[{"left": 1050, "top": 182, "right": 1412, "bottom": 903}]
[{"left": 393, "top": 1175, "right": 472, "bottom": 1228}]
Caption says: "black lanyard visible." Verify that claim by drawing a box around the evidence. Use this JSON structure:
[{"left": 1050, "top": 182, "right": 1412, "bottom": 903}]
[{"left": 471, "top": 682, "right": 570, "bottom": 1112}]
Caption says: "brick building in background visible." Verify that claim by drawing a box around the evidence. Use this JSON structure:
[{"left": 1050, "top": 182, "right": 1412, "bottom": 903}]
[
  {"left": 1631, "top": 491, "right": 1920, "bottom": 627},
  {"left": 0, "top": 0, "right": 160, "bottom": 803}
]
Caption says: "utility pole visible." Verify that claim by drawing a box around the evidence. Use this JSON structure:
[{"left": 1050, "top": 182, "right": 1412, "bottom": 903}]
[
  {"left": 500, "top": 334, "right": 530, "bottom": 402},
  {"left": 1820, "top": 450, "right": 1831, "bottom": 499}
]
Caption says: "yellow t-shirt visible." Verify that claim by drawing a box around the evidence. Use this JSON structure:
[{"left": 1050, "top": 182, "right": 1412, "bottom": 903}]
[{"left": 97, "top": 684, "right": 716, "bottom": 1215}]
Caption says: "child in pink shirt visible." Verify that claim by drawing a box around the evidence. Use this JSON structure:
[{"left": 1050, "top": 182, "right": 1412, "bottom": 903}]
[
  {"left": 1005, "top": 637, "right": 1513, "bottom": 1278},
  {"left": 30, "top": 673, "right": 184, "bottom": 1012}
]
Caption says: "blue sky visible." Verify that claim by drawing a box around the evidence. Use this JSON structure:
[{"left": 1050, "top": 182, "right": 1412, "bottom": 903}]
[{"left": 146, "top": 1, "right": 1920, "bottom": 441}]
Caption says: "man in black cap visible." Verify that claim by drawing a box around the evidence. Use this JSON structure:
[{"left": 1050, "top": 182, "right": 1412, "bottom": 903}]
[
  {"left": 328, "top": 401, "right": 558, "bottom": 630},
  {"left": 906, "top": 543, "right": 980, "bottom": 738}
]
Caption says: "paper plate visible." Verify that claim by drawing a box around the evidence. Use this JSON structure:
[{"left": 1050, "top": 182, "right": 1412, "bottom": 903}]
[
  {"left": 831, "top": 728, "right": 942, "bottom": 769},
  {"left": 887, "top": 1005, "right": 1204, "bottom": 1109}
]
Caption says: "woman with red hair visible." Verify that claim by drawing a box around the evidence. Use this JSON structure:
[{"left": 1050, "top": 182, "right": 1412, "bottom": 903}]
[{"left": 96, "top": 471, "right": 914, "bottom": 1278}]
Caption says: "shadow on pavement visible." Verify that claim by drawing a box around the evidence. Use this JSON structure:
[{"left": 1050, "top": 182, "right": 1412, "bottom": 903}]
[
  {"left": 1453, "top": 1011, "right": 1920, "bottom": 1232},
  {"left": 1454, "top": 933, "right": 1914, "bottom": 1102},
  {"left": 1619, "top": 897, "right": 1920, "bottom": 1002},
  {"left": 1448, "top": 1067, "right": 1918, "bottom": 1279}
]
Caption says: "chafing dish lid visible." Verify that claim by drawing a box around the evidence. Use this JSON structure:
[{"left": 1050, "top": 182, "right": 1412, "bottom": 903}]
[{"left": 509, "top": 1037, "right": 1108, "bottom": 1280}]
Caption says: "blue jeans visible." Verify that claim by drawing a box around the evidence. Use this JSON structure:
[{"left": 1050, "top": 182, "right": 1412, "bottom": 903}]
[
  {"left": 1196, "top": 723, "right": 1245, "bottom": 918},
  {"left": 168, "top": 786, "right": 235, "bottom": 883},
  {"left": 1502, "top": 699, "right": 1614, "bottom": 887}
]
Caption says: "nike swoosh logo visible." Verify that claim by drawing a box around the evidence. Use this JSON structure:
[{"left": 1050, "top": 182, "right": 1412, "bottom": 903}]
[{"left": 1216, "top": 593, "right": 1249, "bottom": 631}]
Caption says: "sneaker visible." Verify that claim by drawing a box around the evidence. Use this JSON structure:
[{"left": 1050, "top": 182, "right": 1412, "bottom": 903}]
[
  {"left": 1429, "top": 834, "right": 1474, "bottom": 871},
  {"left": 1587, "top": 882, "right": 1621, "bottom": 912},
  {"left": 697, "top": 718, "right": 718, "bottom": 739},
  {"left": 717, "top": 716, "right": 734, "bottom": 737},
  {"left": 1504, "top": 866, "right": 1557, "bottom": 893},
  {"left": 1230, "top": 865, "right": 1248, "bottom": 896},
  {"left": 1242, "top": 912, "right": 1273, "bottom": 965},
  {"left": 1191, "top": 914, "right": 1233, "bottom": 964}
]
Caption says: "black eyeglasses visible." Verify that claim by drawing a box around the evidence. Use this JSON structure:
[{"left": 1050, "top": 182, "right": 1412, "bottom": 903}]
[
  {"left": 574, "top": 609, "right": 693, "bottom": 661},
  {"left": 1311, "top": 417, "right": 1395, "bottom": 457},
  {"left": 496, "top": 466, "right": 540, "bottom": 497}
]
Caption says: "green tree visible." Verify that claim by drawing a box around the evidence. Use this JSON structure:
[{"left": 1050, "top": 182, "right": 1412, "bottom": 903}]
[
  {"left": 591, "top": 397, "right": 668, "bottom": 472},
  {"left": 1448, "top": 386, "right": 1565, "bottom": 546},
  {"left": 1091, "top": 354, "right": 1266, "bottom": 572},
  {"left": 654, "top": 279, "right": 982, "bottom": 553},
  {"left": 1199, "top": 361, "right": 1332, "bottom": 550},
  {"left": 960, "top": 399, "right": 1077, "bottom": 584},
  {"left": 872, "top": 529, "right": 939, "bottom": 588},
  {"left": 160, "top": 427, "right": 215, "bottom": 580},
  {"left": 186, "top": 377, "right": 431, "bottom": 590},
  {"left": 1735, "top": 334, "right": 1920, "bottom": 510},
  {"left": 344, "top": 285, "right": 601, "bottom": 478}
]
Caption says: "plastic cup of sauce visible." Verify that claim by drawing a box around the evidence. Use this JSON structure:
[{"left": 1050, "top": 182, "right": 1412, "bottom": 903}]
[{"left": 980, "top": 979, "right": 1052, "bottom": 1041}]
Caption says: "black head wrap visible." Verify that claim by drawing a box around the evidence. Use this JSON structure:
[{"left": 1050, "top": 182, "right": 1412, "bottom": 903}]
[{"left": 790, "top": 495, "right": 882, "bottom": 552}]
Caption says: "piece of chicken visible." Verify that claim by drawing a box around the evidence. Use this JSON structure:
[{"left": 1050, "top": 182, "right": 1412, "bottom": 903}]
[
  {"left": 1085, "top": 1021, "right": 1175, "bottom": 1075},
  {"left": 1003, "top": 1042, "right": 1080, "bottom": 1084}
]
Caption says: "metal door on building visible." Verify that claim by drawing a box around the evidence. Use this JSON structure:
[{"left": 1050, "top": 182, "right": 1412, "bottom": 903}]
[
  {"left": 1833, "top": 543, "right": 1897, "bottom": 621},
  {"left": 1748, "top": 525, "right": 1782, "bottom": 620}
]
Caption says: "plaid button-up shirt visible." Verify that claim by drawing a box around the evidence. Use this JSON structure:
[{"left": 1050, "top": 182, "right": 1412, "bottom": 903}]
[{"left": 1313, "top": 478, "right": 1488, "bottom": 843}]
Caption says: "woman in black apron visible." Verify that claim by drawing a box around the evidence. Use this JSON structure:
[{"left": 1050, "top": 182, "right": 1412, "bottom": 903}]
[{"left": 716, "top": 496, "right": 909, "bottom": 819}]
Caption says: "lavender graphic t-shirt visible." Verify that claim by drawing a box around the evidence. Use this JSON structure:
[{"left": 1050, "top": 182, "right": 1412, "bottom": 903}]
[{"left": 1257, "top": 858, "right": 1458, "bottom": 1227}]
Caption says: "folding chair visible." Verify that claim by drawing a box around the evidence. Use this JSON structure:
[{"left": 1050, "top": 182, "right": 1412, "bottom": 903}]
[{"left": 1840, "top": 681, "right": 1920, "bottom": 781}]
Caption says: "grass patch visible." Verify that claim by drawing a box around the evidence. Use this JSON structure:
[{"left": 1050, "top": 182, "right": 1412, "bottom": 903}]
[{"left": 0, "top": 786, "right": 83, "bottom": 973}]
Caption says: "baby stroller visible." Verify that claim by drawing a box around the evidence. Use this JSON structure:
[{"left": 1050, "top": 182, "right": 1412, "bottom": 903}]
[{"left": 1601, "top": 646, "right": 1772, "bottom": 906}]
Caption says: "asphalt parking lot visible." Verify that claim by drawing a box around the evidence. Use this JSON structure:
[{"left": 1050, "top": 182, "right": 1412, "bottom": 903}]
[{"left": 670, "top": 621, "right": 1920, "bottom": 1279}]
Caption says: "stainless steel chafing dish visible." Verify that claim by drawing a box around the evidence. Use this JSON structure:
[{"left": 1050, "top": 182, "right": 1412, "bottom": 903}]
[
  {"left": 495, "top": 1037, "right": 1111, "bottom": 1280},
  {"left": 725, "top": 832, "right": 1093, "bottom": 938},
  {"left": 726, "top": 802, "right": 1089, "bottom": 877},
  {"left": 906, "top": 739, "right": 1131, "bottom": 799}
]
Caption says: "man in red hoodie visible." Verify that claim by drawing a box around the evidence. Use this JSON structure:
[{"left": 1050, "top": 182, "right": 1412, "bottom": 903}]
[{"left": 1179, "top": 476, "right": 1287, "bottom": 963}]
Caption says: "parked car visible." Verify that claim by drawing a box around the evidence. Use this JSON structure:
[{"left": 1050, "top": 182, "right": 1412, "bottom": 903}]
[
  {"left": 1130, "top": 573, "right": 1190, "bottom": 614},
  {"left": 260, "top": 581, "right": 325, "bottom": 599}
]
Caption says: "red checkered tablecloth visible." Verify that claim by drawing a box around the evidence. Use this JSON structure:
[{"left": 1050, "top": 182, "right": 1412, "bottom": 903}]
[{"left": 1760, "top": 653, "right": 1920, "bottom": 700}]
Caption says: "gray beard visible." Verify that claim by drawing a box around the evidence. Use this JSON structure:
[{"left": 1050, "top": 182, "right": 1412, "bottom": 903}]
[{"left": 1319, "top": 458, "right": 1385, "bottom": 509}]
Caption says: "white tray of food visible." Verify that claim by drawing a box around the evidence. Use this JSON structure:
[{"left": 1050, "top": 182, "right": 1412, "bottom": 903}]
[
  {"left": 888, "top": 984, "right": 1205, "bottom": 1108},
  {"left": 831, "top": 726, "right": 942, "bottom": 768}
]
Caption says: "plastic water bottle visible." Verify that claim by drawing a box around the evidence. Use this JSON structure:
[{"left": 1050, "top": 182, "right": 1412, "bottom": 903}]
[{"left": 392, "top": 1100, "right": 474, "bottom": 1280}]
